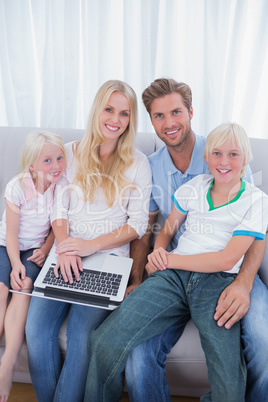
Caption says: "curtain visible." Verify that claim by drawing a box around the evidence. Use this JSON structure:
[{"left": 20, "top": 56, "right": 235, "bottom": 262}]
[{"left": 0, "top": 0, "right": 267, "bottom": 138}]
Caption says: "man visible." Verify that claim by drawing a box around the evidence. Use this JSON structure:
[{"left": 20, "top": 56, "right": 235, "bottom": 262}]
[{"left": 85, "top": 79, "right": 268, "bottom": 401}]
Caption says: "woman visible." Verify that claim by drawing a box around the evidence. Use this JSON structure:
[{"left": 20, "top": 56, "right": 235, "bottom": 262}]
[{"left": 25, "top": 80, "right": 152, "bottom": 402}]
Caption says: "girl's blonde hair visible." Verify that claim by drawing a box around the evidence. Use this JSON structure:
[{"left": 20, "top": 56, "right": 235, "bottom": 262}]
[
  {"left": 204, "top": 122, "right": 252, "bottom": 177},
  {"left": 20, "top": 131, "right": 66, "bottom": 175},
  {"left": 74, "top": 80, "right": 138, "bottom": 207}
]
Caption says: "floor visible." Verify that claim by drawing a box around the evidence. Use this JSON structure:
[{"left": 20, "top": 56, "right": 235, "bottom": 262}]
[{"left": 9, "top": 382, "right": 200, "bottom": 402}]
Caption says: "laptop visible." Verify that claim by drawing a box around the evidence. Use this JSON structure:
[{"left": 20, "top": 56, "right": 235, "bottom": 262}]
[{"left": 29, "top": 249, "right": 133, "bottom": 310}]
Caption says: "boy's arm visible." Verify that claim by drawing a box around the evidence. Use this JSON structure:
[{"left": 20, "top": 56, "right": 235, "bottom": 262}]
[
  {"left": 162, "top": 235, "right": 255, "bottom": 272},
  {"left": 214, "top": 238, "right": 266, "bottom": 329},
  {"left": 126, "top": 211, "right": 158, "bottom": 297},
  {"left": 154, "top": 205, "right": 185, "bottom": 249},
  {"left": 146, "top": 205, "right": 186, "bottom": 276}
]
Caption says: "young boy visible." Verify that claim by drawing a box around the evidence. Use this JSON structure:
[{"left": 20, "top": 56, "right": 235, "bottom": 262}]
[{"left": 84, "top": 123, "right": 268, "bottom": 402}]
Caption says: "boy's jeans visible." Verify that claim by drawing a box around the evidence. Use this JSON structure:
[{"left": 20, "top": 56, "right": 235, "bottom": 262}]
[
  {"left": 85, "top": 269, "right": 246, "bottom": 402},
  {"left": 126, "top": 274, "right": 268, "bottom": 402}
]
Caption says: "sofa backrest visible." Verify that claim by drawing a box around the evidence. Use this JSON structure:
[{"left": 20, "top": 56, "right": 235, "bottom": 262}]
[
  {"left": 0, "top": 127, "right": 158, "bottom": 214},
  {"left": 0, "top": 126, "right": 267, "bottom": 284},
  {"left": 248, "top": 138, "right": 268, "bottom": 196},
  {"left": 2, "top": 127, "right": 267, "bottom": 192}
]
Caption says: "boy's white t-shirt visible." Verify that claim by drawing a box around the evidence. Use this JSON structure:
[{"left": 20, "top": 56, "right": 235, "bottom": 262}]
[
  {"left": 172, "top": 174, "right": 268, "bottom": 274},
  {"left": 0, "top": 173, "right": 54, "bottom": 250}
]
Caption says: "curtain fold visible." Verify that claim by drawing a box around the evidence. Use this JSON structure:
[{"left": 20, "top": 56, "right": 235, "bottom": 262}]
[{"left": 0, "top": 0, "right": 267, "bottom": 139}]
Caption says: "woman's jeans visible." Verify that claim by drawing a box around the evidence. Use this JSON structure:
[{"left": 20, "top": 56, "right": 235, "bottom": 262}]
[
  {"left": 85, "top": 269, "right": 246, "bottom": 402},
  {"left": 26, "top": 296, "right": 110, "bottom": 402},
  {"left": 125, "top": 274, "right": 268, "bottom": 402}
]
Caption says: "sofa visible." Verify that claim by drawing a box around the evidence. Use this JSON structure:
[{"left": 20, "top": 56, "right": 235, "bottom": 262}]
[{"left": 0, "top": 126, "right": 267, "bottom": 398}]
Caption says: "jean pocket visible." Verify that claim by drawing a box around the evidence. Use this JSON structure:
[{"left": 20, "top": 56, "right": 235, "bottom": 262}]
[{"left": 215, "top": 271, "right": 237, "bottom": 281}]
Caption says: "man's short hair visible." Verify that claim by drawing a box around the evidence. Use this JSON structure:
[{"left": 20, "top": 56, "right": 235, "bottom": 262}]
[{"left": 142, "top": 78, "right": 192, "bottom": 115}]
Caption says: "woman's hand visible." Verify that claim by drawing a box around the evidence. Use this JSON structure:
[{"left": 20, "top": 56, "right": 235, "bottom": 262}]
[
  {"left": 27, "top": 248, "right": 47, "bottom": 267},
  {"left": 55, "top": 237, "right": 98, "bottom": 257},
  {"left": 54, "top": 253, "right": 83, "bottom": 284},
  {"left": 147, "top": 247, "right": 170, "bottom": 271},
  {"left": 10, "top": 263, "right": 26, "bottom": 290}
]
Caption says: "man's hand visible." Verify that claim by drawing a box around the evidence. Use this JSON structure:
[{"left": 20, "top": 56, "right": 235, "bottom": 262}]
[
  {"left": 214, "top": 279, "right": 250, "bottom": 329},
  {"left": 124, "top": 283, "right": 139, "bottom": 298},
  {"left": 215, "top": 239, "right": 265, "bottom": 329}
]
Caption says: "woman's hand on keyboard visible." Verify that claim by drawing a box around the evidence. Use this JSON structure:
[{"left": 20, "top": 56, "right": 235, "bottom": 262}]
[{"left": 54, "top": 254, "right": 83, "bottom": 284}]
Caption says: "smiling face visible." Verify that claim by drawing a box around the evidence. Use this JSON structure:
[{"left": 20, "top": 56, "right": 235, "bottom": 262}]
[
  {"left": 206, "top": 141, "right": 245, "bottom": 187},
  {"left": 150, "top": 92, "right": 193, "bottom": 148},
  {"left": 31, "top": 143, "right": 66, "bottom": 192},
  {"left": 99, "top": 91, "right": 130, "bottom": 146}
]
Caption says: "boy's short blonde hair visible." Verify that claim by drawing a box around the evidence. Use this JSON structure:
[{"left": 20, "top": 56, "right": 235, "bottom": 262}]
[{"left": 204, "top": 123, "right": 252, "bottom": 178}]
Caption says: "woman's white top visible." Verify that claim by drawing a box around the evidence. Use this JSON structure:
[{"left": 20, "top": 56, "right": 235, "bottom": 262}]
[{"left": 51, "top": 142, "right": 152, "bottom": 257}]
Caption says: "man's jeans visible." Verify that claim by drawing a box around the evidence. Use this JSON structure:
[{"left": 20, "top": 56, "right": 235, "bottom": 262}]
[
  {"left": 85, "top": 269, "right": 246, "bottom": 402},
  {"left": 242, "top": 275, "right": 268, "bottom": 401},
  {"left": 125, "top": 274, "right": 268, "bottom": 402}
]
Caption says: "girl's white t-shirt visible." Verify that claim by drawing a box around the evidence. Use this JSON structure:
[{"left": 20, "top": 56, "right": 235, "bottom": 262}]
[{"left": 0, "top": 173, "right": 54, "bottom": 250}]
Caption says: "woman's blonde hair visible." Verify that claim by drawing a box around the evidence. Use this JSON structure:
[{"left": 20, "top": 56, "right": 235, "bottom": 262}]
[
  {"left": 74, "top": 80, "right": 138, "bottom": 207},
  {"left": 20, "top": 131, "right": 66, "bottom": 175},
  {"left": 204, "top": 122, "right": 252, "bottom": 178}
]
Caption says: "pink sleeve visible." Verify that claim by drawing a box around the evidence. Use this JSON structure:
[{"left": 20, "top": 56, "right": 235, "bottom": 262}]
[{"left": 4, "top": 178, "right": 23, "bottom": 207}]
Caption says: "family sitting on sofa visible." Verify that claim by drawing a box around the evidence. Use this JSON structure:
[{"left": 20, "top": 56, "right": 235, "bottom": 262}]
[{"left": 0, "top": 78, "right": 267, "bottom": 402}]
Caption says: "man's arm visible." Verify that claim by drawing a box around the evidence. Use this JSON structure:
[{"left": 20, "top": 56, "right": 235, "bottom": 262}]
[
  {"left": 214, "top": 238, "right": 266, "bottom": 329},
  {"left": 125, "top": 211, "right": 158, "bottom": 297}
]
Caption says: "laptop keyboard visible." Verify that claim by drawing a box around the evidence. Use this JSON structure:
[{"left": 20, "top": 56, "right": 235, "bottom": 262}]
[{"left": 42, "top": 264, "right": 122, "bottom": 297}]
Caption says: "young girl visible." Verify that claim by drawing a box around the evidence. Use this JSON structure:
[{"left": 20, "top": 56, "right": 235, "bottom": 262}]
[
  {"left": 83, "top": 123, "right": 268, "bottom": 402},
  {"left": 26, "top": 80, "right": 152, "bottom": 402},
  {"left": 0, "top": 132, "right": 66, "bottom": 402}
]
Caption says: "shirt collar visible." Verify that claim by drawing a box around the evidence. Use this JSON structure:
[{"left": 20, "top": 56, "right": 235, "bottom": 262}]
[
  {"left": 186, "top": 133, "right": 207, "bottom": 175},
  {"left": 22, "top": 172, "right": 55, "bottom": 201},
  {"left": 21, "top": 173, "right": 37, "bottom": 201},
  {"left": 163, "top": 146, "right": 178, "bottom": 176},
  {"left": 163, "top": 133, "right": 207, "bottom": 176}
]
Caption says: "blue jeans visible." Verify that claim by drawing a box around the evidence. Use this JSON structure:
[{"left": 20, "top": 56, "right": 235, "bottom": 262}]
[
  {"left": 242, "top": 275, "right": 268, "bottom": 401},
  {"left": 0, "top": 246, "right": 40, "bottom": 287},
  {"left": 85, "top": 270, "right": 246, "bottom": 402},
  {"left": 26, "top": 297, "right": 110, "bottom": 402},
  {"left": 125, "top": 274, "right": 268, "bottom": 402},
  {"left": 125, "top": 321, "right": 185, "bottom": 402}
]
